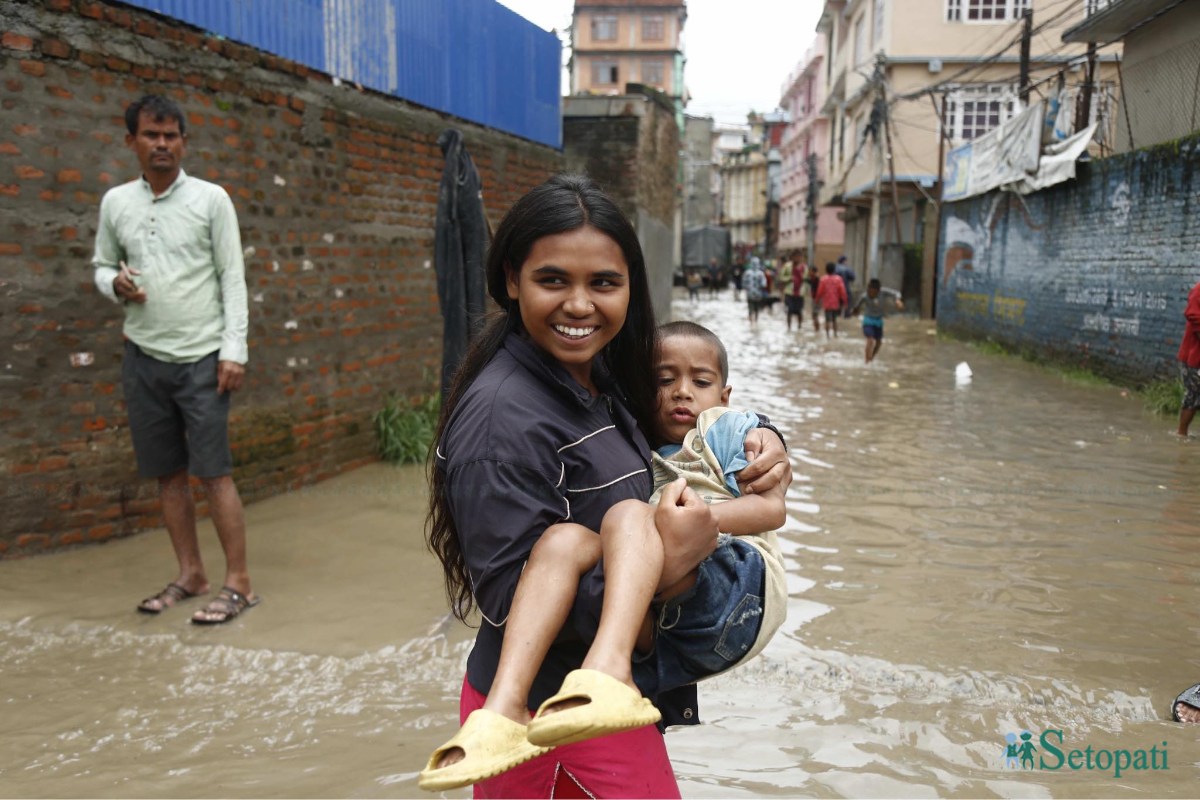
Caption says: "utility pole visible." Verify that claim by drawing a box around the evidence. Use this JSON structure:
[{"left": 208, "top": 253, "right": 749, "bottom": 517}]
[
  {"left": 1019, "top": 9, "right": 1033, "bottom": 105},
  {"left": 805, "top": 152, "right": 819, "bottom": 268},
  {"left": 866, "top": 54, "right": 886, "bottom": 281},
  {"left": 922, "top": 90, "right": 948, "bottom": 320},
  {"left": 1077, "top": 41, "right": 1097, "bottom": 133},
  {"left": 883, "top": 105, "right": 904, "bottom": 251}
]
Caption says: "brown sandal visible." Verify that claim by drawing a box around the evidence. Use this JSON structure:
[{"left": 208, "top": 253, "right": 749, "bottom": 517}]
[
  {"left": 137, "top": 582, "right": 201, "bottom": 614},
  {"left": 191, "top": 586, "right": 261, "bottom": 625}
]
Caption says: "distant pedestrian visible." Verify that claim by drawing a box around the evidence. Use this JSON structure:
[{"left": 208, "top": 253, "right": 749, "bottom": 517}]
[
  {"left": 731, "top": 261, "right": 745, "bottom": 301},
  {"left": 777, "top": 255, "right": 793, "bottom": 305},
  {"left": 852, "top": 278, "right": 904, "bottom": 363},
  {"left": 807, "top": 264, "right": 822, "bottom": 333},
  {"left": 707, "top": 257, "right": 721, "bottom": 298},
  {"left": 1178, "top": 279, "right": 1200, "bottom": 437},
  {"left": 686, "top": 269, "right": 703, "bottom": 303},
  {"left": 93, "top": 94, "right": 258, "bottom": 624},
  {"left": 782, "top": 253, "right": 809, "bottom": 332},
  {"left": 816, "top": 262, "right": 848, "bottom": 338},
  {"left": 835, "top": 255, "right": 857, "bottom": 319},
  {"left": 743, "top": 257, "right": 766, "bottom": 325},
  {"left": 762, "top": 260, "right": 777, "bottom": 314}
]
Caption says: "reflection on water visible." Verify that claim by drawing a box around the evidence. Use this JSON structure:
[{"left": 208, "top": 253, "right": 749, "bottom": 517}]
[{"left": 2, "top": 290, "right": 1198, "bottom": 797}]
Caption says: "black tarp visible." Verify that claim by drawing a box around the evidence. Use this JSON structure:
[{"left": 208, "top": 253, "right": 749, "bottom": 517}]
[
  {"left": 682, "top": 226, "right": 731, "bottom": 268},
  {"left": 434, "top": 129, "right": 489, "bottom": 398}
]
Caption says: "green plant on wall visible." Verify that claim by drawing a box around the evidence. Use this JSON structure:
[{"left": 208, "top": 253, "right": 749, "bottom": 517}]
[{"left": 374, "top": 392, "right": 440, "bottom": 465}]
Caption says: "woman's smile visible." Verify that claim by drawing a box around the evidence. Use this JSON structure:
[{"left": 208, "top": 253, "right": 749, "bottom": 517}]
[{"left": 553, "top": 324, "right": 598, "bottom": 340}]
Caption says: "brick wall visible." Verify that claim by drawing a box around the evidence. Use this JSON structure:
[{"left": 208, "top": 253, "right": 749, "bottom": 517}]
[
  {"left": 936, "top": 133, "right": 1200, "bottom": 384},
  {"left": 0, "top": 0, "right": 562, "bottom": 557}
]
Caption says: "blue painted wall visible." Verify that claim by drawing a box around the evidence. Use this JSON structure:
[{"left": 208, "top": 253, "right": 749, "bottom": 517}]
[
  {"left": 127, "top": 0, "right": 562, "bottom": 148},
  {"left": 936, "top": 136, "right": 1200, "bottom": 384}
]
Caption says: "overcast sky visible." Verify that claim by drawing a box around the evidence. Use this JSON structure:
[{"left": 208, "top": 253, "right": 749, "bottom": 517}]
[{"left": 495, "top": 0, "right": 824, "bottom": 125}]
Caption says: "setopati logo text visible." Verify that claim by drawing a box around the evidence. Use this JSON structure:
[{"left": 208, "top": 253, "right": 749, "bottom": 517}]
[{"left": 1002, "top": 730, "right": 1168, "bottom": 778}]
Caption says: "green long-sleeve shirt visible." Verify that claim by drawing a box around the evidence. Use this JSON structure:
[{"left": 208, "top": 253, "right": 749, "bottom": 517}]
[{"left": 92, "top": 170, "right": 248, "bottom": 364}]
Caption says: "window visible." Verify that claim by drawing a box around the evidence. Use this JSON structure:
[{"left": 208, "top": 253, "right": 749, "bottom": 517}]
[
  {"left": 945, "top": 84, "right": 1019, "bottom": 141},
  {"left": 1085, "top": 0, "right": 1113, "bottom": 15},
  {"left": 592, "top": 60, "right": 619, "bottom": 85},
  {"left": 873, "top": 0, "right": 885, "bottom": 47},
  {"left": 853, "top": 18, "right": 866, "bottom": 65},
  {"left": 640, "top": 59, "right": 664, "bottom": 86},
  {"left": 642, "top": 15, "right": 664, "bottom": 41},
  {"left": 946, "top": 0, "right": 1029, "bottom": 22},
  {"left": 592, "top": 15, "right": 617, "bottom": 41}
]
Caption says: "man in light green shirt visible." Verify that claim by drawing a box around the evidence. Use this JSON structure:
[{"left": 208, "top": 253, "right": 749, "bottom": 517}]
[{"left": 93, "top": 94, "right": 258, "bottom": 625}]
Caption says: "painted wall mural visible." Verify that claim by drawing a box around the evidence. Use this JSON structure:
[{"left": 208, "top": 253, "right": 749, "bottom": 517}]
[{"left": 937, "top": 137, "right": 1200, "bottom": 383}]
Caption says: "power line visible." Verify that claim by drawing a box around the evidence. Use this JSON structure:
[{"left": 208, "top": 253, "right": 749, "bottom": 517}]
[{"left": 897, "top": 0, "right": 1087, "bottom": 101}]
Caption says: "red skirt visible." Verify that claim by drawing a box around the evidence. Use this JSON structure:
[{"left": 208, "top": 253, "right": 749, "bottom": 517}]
[{"left": 459, "top": 675, "right": 681, "bottom": 799}]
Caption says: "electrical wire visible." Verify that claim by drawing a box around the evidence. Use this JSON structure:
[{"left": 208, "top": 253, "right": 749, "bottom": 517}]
[{"left": 897, "top": 0, "right": 1089, "bottom": 101}]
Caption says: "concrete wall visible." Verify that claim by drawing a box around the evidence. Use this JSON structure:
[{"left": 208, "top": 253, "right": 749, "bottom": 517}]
[
  {"left": 936, "top": 134, "right": 1200, "bottom": 384},
  {"left": 0, "top": 0, "right": 562, "bottom": 557},
  {"left": 562, "top": 91, "right": 680, "bottom": 322},
  {"left": 682, "top": 115, "right": 716, "bottom": 228}
]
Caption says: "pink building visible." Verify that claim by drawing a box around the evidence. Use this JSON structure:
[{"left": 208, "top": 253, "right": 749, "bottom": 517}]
[{"left": 779, "top": 37, "right": 844, "bottom": 266}]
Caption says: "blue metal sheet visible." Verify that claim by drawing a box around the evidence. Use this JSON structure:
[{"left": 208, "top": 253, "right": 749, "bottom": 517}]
[{"left": 121, "top": 0, "right": 561, "bottom": 148}]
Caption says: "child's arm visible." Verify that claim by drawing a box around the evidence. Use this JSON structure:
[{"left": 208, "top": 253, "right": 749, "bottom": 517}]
[
  {"left": 883, "top": 287, "right": 905, "bottom": 311},
  {"left": 710, "top": 480, "right": 786, "bottom": 535},
  {"left": 696, "top": 407, "right": 788, "bottom": 535}
]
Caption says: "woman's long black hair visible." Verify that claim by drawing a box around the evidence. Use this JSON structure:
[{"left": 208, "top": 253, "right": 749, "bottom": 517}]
[{"left": 426, "top": 174, "right": 658, "bottom": 622}]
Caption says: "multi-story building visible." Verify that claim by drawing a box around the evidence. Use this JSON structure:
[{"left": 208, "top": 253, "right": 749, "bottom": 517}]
[
  {"left": 817, "top": 0, "right": 1120, "bottom": 302},
  {"left": 719, "top": 113, "right": 788, "bottom": 258},
  {"left": 570, "top": 1, "right": 688, "bottom": 271},
  {"left": 720, "top": 145, "right": 768, "bottom": 255},
  {"left": 779, "top": 36, "right": 845, "bottom": 266},
  {"left": 570, "top": 1, "right": 687, "bottom": 102}
]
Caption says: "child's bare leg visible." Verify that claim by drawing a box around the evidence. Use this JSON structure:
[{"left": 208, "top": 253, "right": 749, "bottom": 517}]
[
  {"left": 482, "top": 523, "right": 599, "bottom": 724},
  {"left": 425, "top": 527, "right": 598, "bottom": 777},
  {"left": 871, "top": 338, "right": 882, "bottom": 362},
  {"left": 535, "top": 487, "right": 717, "bottom": 724},
  {"left": 575, "top": 499, "right": 663, "bottom": 688}
]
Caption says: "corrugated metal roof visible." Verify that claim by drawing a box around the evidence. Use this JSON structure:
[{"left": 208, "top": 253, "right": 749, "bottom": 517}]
[
  {"left": 125, "top": 0, "right": 562, "bottom": 148},
  {"left": 1062, "top": 0, "right": 1188, "bottom": 43}
]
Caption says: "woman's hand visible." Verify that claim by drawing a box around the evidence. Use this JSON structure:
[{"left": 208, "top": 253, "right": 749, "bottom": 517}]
[
  {"left": 738, "top": 428, "right": 793, "bottom": 496},
  {"left": 654, "top": 478, "right": 718, "bottom": 591}
]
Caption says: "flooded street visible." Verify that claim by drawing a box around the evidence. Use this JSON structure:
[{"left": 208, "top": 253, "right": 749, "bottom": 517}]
[{"left": 3, "top": 288, "right": 1199, "bottom": 797}]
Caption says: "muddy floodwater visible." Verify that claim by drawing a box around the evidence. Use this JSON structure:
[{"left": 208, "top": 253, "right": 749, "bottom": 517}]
[{"left": 3, "top": 289, "right": 1198, "bottom": 798}]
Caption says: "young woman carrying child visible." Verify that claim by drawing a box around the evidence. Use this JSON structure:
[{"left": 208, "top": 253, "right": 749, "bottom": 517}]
[{"left": 421, "top": 175, "right": 791, "bottom": 798}]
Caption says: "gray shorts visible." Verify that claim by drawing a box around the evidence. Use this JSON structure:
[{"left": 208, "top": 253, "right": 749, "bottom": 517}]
[
  {"left": 1182, "top": 362, "right": 1200, "bottom": 410},
  {"left": 122, "top": 341, "right": 232, "bottom": 479}
]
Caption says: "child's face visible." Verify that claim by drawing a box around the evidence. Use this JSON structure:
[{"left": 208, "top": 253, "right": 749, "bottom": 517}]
[
  {"left": 654, "top": 336, "right": 731, "bottom": 443},
  {"left": 868, "top": 285, "right": 880, "bottom": 298}
]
